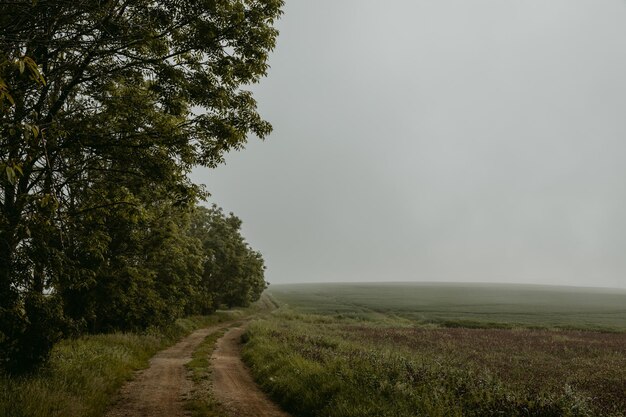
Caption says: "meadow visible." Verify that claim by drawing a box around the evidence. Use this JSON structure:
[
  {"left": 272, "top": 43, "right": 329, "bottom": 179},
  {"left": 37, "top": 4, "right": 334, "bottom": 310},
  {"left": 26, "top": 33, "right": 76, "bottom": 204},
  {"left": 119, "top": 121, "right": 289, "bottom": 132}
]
[
  {"left": 242, "top": 283, "right": 626, "bottom": 417},
  {"left": 268, "top": 282, "right": 626, "bottom": 330}
]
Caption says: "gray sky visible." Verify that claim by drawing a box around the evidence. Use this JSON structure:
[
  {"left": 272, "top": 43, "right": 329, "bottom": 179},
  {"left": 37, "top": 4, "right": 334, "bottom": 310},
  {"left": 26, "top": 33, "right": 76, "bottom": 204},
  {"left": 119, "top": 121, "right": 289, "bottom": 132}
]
[{"left": 193, "top": 0, "right": 626, "bottom": 288}]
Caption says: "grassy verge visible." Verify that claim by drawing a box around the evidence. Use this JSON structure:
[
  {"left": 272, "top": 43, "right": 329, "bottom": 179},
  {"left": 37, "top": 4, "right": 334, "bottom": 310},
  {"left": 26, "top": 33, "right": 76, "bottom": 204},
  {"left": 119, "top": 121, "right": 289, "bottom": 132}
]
[
  {"left": 242, "top": 311, "right": 626, "bottom": 417},
  {"left": 0, "top": 311, "right": 245, "bottom": 417}
]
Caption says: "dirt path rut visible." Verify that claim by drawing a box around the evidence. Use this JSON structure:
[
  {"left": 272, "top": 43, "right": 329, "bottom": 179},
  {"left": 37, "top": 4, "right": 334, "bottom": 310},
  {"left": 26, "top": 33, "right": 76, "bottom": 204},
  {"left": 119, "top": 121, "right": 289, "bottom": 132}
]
[
  {"left": 212, "top": 326, "right": 292, "bottom": 417},
  {"left": 105, "top": 325, "right": 224, "bottom": 417}
]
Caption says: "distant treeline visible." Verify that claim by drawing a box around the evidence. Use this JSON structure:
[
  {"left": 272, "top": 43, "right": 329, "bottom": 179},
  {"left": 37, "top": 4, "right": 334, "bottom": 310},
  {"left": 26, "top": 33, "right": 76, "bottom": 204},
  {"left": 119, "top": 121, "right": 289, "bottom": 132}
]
[{"left": 0, "top": 0, "right": 283, "bottom": 373}]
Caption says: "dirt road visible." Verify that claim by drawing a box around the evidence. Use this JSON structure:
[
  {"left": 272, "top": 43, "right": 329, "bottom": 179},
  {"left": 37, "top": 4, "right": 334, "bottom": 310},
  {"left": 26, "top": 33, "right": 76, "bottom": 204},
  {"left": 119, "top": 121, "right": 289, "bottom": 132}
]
[
  {"left": 212, "top": 326, "right": 292, "bottom": 417},
  {"left": 105, "top": 325, "right": 224, "bottom": 417}
]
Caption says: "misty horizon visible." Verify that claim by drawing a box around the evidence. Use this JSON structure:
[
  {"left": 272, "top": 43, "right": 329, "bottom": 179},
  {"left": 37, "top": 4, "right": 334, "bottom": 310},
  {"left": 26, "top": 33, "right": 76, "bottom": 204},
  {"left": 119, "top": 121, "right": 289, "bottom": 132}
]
[{"left": 193, "top": 0, "right": 626, "bottom": 289}]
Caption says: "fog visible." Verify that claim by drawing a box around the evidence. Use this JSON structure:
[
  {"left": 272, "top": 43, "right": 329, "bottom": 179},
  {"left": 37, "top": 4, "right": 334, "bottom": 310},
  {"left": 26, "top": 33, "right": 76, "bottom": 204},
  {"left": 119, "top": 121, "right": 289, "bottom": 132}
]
[{"left": 193, "top": 0, "right": 626, "bottom": 288}]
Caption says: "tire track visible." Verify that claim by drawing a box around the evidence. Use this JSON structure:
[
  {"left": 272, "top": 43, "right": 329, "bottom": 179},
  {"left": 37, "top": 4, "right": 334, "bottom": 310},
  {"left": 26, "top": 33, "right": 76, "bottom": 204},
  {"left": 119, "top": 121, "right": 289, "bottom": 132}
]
[
  {"left": 211, "top": 326, "right": 291, "bottom": 417},
  {"left": 105, "top": 324, "right": 227, "bottom": 417}
]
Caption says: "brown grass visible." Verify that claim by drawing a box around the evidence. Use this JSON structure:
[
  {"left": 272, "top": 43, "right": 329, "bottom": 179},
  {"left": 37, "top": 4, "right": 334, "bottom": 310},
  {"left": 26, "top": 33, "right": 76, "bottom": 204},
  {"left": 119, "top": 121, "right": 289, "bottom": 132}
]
[{"left": 342, "top": 325, "right": 626, "bottom": 415}]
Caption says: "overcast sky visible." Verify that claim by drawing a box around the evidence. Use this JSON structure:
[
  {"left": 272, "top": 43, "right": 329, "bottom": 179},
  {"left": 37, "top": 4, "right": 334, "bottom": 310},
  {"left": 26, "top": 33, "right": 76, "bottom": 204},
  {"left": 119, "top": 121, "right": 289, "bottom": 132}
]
[{"left": 193, "top": 0, "right": 626, "bottom": 288}]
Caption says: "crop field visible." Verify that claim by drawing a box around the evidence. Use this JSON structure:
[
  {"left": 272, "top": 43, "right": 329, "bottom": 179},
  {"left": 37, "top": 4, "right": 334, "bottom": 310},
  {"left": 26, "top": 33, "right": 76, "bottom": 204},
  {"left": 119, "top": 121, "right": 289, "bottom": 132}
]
[
  {"left": 267, "top": 282, "right": 626, "bottom": 331},
  {"left": 242, "top": 283, "right": 626, "bottom": 417}
]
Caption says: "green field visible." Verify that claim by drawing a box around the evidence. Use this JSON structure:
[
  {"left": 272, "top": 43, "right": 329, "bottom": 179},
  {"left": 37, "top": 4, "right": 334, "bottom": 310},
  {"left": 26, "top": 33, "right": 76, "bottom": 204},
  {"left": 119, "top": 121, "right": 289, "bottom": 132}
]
[
  {"left": 267, "top": 282, "right": 626, "bottom": 331},
  {"left": 242, "top": 283, "right": 626, "bottom": 417}
]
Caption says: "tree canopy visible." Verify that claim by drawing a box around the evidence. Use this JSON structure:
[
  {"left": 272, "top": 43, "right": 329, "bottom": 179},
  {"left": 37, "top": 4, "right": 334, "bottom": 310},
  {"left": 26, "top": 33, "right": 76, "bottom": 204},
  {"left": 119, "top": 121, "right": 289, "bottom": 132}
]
[{"left": 0, "top": 0, "right": 282, "bottom": 373}]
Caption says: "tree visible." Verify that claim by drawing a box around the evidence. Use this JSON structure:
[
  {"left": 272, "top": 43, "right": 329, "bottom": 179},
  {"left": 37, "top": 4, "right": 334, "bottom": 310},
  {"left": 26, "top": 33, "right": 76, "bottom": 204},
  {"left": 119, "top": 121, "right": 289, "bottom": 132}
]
[
  {"left": 0, "top": 0, "right": 282, "bottom": 372},
  {"left": 59, "top": 187, "right": 205, "bottom": 333},
  {"left": 189, "top": 205, "right": 267, "bottom": 313}
]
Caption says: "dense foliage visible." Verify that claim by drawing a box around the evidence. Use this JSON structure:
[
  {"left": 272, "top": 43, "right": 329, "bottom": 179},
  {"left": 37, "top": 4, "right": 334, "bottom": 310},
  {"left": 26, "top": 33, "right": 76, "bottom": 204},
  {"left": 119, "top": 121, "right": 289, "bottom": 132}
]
[{"left": 0, "top": 0, "right": 282, "bottom": 373}]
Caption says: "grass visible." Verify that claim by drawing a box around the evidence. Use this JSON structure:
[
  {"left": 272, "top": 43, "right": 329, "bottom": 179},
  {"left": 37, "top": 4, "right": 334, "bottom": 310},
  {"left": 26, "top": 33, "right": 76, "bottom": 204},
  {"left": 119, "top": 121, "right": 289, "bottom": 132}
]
[
  {"left": 0, "top": 311, "right": 245, "bottom": 417},
  {"left": 268, "top": 282, "right": 626, "bottom": 331},
  {"left": 240, "top": 283, "right": 626, "bottom": 417},
  {"left": 185, "top": 327, "right": 230, "bottom": 417}
]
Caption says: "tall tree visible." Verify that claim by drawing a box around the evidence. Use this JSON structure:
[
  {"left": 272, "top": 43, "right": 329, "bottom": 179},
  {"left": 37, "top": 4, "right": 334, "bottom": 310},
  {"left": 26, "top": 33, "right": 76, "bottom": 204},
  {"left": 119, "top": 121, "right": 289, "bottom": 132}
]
[
  {"left": 0, "top": 0, "right": 282, "bottom": 371},
  {"left": 189, "top": 205, "right": 267, "bottom": 312}
]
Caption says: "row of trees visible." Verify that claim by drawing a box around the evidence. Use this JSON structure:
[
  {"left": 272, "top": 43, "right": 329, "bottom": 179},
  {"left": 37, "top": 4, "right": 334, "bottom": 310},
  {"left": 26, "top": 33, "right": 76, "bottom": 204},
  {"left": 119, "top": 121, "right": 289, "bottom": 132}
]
[{"left": 0, "top": 0, "right": 283, "bottom": 373}]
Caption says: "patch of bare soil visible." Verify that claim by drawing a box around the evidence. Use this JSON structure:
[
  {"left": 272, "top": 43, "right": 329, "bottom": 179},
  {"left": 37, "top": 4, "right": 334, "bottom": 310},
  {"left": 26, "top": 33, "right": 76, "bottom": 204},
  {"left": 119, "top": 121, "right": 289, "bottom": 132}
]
[
  {"left": 105, "top": 325, "right": 225, "bottom": 417},
  {"left": 212, "top": 327, "right": 292, "bottom": 417}
]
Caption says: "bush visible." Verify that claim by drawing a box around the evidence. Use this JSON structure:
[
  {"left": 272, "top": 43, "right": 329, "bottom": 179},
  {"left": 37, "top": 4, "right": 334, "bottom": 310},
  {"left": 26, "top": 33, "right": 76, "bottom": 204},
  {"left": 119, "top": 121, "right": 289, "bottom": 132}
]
[{"left": 0, "top": 293, "right": 66, "bottom": 374}]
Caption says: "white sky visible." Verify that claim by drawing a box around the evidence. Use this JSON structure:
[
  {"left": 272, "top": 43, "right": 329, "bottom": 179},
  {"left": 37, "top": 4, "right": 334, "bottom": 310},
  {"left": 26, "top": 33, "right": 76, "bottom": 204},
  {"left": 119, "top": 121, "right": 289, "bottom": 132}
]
[{"left": 193, "top": 0, "right": 626, "bottom": 288}]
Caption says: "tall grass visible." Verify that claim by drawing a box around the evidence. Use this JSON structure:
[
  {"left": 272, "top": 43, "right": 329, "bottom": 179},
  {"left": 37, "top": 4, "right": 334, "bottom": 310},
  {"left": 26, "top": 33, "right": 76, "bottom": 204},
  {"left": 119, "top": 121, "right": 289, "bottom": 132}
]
[
  {"left": 0, "top": 311, "right": 243, "bottom": 417},
  {"left": 242, "top": 313, "right": 625, "bottom": 417}
]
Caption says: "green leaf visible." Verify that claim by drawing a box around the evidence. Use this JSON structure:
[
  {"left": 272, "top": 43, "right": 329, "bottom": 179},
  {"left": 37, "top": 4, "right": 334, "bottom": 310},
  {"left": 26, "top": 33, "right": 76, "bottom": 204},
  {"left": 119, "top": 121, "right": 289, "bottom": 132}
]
[{"left": 6, "top": 166, "right": 15, "bottom": 184}]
